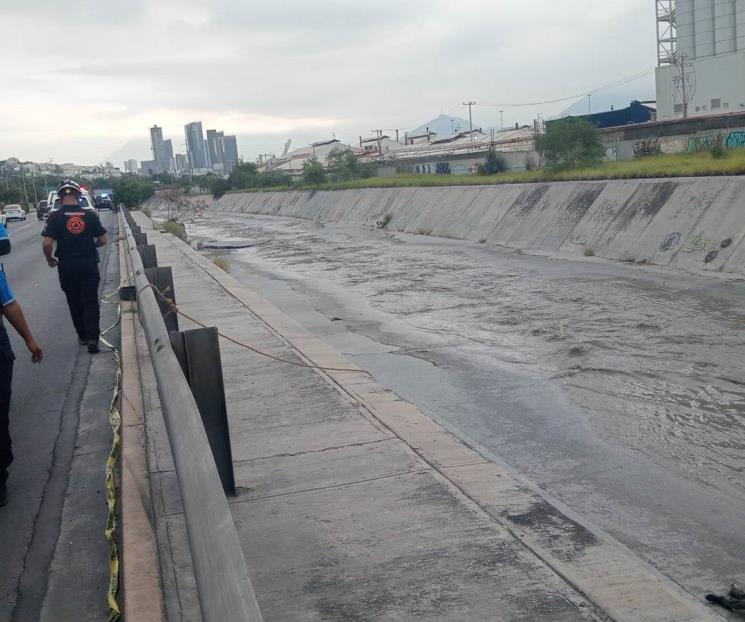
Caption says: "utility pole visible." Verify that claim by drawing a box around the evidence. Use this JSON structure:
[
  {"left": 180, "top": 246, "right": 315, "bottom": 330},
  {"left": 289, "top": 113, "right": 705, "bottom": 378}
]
[
  {"left": 499, "top": 110, "right": 504, "bottom": 130},
  {"left": 20, "top": 168, "right": 29, "bottom": 207},
  {"left": 588, "top": 94, "right": 592, "bottom": 114},
  {"left": 673, "top": 53, "right": 695, "bottom": 118},
  {"left": 371, "top": 129, "right": 384, "bottom": 161},
  {"left": 31, "top": 171, "right": 38, "bottom": 204},
  {"left": 463, "top": 101, "right": 476, "bottom": 151}
]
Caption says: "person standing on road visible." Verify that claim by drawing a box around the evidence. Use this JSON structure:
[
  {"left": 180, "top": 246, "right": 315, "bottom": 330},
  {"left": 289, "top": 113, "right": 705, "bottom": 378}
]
[
  {"left": 42, "top": 180, "right": 108, "bottom": 354},
  {"left": 0, "top": 224, "right": 43, "bottom": 507}
]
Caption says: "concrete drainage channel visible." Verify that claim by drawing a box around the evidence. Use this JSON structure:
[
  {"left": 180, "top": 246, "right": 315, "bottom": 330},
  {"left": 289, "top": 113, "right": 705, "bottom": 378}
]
[
  {"left": 120, "top": 210, "right": 263, "bottom": 622},
  {"left": 151, "top": 176, "right": 745, "bottom": 276}
]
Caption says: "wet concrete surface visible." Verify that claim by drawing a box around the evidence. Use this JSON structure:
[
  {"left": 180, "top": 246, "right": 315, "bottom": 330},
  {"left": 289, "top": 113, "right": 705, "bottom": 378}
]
[{"left": 181, "top": 210, "right": 745, "bottom": 604}]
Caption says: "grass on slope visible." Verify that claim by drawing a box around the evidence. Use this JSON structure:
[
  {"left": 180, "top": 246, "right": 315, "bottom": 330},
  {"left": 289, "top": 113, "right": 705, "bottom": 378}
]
[
  {"left": 317, "top": 150, "right": 745, "bottom": 190},
  {"left": 211, "top": 149, "right": 745, "bottom": 196}
]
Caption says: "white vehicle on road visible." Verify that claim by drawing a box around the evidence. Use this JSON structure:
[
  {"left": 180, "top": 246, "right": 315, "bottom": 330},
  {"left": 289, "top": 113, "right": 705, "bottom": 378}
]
[
  {"left": 46, "top": 191, "right": 97, "bottom": 216},
  {"left": 3, "top": 205, "right": 26, "bottom": 222}
]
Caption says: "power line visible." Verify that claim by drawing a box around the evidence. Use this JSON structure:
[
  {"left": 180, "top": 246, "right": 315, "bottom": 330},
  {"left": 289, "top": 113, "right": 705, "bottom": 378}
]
[{"left": 477, "top": 67, "right": 655, "bottom": 108}]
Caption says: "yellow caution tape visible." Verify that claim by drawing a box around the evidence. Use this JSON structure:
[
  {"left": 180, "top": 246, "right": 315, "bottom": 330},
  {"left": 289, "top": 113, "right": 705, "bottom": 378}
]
[{"left": 103, "top": 321, "right": 122, "bottom": 620}]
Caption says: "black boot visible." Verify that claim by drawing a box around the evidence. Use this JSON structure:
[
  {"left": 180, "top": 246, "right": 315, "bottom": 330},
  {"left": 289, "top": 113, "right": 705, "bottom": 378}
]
[
  {"left": 0, "top": 483, "right": 7, "bottom": 507},
  {"left": 87, "top": 340, "right": 100, "bottom": 354}
]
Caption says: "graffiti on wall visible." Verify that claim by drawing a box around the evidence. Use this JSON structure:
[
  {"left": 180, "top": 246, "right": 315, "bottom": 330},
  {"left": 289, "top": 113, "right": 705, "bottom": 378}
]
[
  {"left": 633, "top": 139, "right": 662, "bottom": 159},
  {"left": 687, "top": 135, "right": 719, "bottom": 152},
  {"left": 604, "top": 145, "right": 617, "bottom": 162},
  {"left": 629, "top": 129, "right": 745, "bottom": 159},
  {"left": 725, "top": 131, "right": 745, "bottom": 149},
  {"left": 681, "top": 231, "right": 713, "bottom": 253},
  {"left": 659, "top": 137, "right": 688, "bottom": 154},
  {"left": 659, "top": 232, "right": 681, "bottom": 252}
]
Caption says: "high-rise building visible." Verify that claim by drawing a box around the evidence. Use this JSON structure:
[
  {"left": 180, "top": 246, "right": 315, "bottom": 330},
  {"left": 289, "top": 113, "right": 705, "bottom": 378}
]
[
  {"left": 184, "top": 121, "right": 208, "bottom": 170},
  {"left": 150, "top": 125, "right": 167, "bottom": 173},
  {"left": 174, "top": 154, "right": 188, "bottom": 173},
  {"left": 222, "top": 135, "right": 239, "bottom": 175},
  {"left": 124, "top": 159, "right": 138, "bottom": 174},
  {"left": 140, "top": 160, "right": 157, "bottom": 176},
  {"left": 163, "top": 139, "right": 175, "bottom": 172},
  {"left": 655, "top": 0, "right": 745, "bottom": 119},
  {"left": 206, "top": 129, "right": 225, "bottom": 170}
]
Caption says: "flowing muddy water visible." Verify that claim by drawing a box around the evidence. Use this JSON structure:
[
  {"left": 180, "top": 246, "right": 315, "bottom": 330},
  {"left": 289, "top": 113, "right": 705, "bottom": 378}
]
[{"left": 180, "top": 210, "right": 745, "bottom": 599}]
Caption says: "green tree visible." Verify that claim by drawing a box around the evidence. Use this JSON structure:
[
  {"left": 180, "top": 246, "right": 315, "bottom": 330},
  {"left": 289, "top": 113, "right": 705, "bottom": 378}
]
[
  {"left": 178, "top": 176, "right": 192, "bottom": 194},
  {"left": 477, "top": 149, "right": 507, "bottom": 175},
  {"left": 535, "top": 118, "right": 605, "bottom": 170},
  {"left": 111, "top": 175, "right": 154, "bottom": 208},
  {"left": 0, "top": 187, "right": 23, "bottom": 206},
  {"left": 327, "top": 148, "right": 360, "bottom": 181},
  {"left": 302, "top": 158, "right": 327, "bottom": 187},
  {"left": 210, "top": 178, "right": 232, "bottom": 199},
  {"left": 229, "top": 162, "right": 259, "bottom": 189}
]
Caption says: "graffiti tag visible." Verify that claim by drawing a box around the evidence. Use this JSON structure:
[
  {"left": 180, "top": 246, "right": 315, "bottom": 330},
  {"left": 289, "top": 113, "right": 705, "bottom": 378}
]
[
  {"left": 725, "top": 131, "right": 745, "bottom": 149},
  {"left": 721, "top": 238, "right": 733, "bottom": 249},
  {"left": 681, "top": 231, "right": 713, "bottom": 253},
  {"left": 704, "top": 250, "right": 719, "bottom": 263},
  {"left": 659, "top": 137, "right": 687, "bottom": 154},
  {"left": 634, "top": 139, "right": 661, "bottom": 159},
  {"left": 659, "top": 232, "right": 681, "bottom": 252},
  {"left": 687, "top": 135, "right": 718, "bottom": 152}
]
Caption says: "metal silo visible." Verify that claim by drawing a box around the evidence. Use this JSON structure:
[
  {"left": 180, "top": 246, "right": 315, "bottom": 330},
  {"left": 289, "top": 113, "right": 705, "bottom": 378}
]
[
  {"left": 715, "top": 0, "right": 737, "bottom": 54},
  {"left": 737, "top": 0, "right": 745, "bottom": 51},
  {"left": 676, "top": 0, "right": 696, "bottom": 59},
  {"left": 694, "top": 0, "right": 716, "bottom": 57}
]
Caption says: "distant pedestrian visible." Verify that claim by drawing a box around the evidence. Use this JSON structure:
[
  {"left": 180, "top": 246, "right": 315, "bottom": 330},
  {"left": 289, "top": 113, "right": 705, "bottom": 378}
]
[
  {"left": 42, "top": 180, "right": 108, "bottom": 353},
  {"left": 0, "top": 224, "right": 43, "bottom": 507}
]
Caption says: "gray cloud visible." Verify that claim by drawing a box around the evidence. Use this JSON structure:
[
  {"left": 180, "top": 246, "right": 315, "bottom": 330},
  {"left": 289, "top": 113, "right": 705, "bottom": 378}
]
[{"left": 1, "top": 0, "right": 656, "bottom": 164}]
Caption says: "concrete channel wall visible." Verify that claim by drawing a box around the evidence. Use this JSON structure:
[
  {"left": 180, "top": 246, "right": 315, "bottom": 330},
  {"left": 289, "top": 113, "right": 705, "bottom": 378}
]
[{"left": 155, "top": 177, "right": 745, "bottom": 274}]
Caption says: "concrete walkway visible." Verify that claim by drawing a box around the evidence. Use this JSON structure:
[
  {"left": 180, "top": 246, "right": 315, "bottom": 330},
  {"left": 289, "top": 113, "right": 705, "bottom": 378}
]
[{"left": 130, "top": 212, "right": 722, "bottom": 622}]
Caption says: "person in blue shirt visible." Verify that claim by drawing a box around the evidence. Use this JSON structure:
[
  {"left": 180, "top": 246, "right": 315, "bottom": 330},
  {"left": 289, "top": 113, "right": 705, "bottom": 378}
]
[{"left": 0, "top": 224, "right": 43, "bottom": 507}]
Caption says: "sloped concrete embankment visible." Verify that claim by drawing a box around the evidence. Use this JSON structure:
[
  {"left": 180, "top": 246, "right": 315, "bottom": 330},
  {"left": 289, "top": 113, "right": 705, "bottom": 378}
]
[{"left": 162, "top": 178, "right": 745, "bottom": 274}]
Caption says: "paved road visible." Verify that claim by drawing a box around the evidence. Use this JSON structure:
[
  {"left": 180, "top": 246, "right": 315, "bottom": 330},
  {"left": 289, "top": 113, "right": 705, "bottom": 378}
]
[
  {"left": 0, "top": 211, "right": 119, "bottom": 621},
  {"left": 185, "top": 211, "right": 745, "bottom": 611}
]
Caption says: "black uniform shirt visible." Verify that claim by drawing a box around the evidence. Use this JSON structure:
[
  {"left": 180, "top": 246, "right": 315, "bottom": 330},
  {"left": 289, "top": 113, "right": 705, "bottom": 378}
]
[{"left": 42, "top": 205, "right": 106, "bottom": 261}]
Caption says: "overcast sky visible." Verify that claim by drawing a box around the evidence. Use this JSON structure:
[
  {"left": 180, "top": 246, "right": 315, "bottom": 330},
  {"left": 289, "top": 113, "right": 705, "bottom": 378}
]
[{"left": 0, "top": 0, "right": 657, "bottom": 166}]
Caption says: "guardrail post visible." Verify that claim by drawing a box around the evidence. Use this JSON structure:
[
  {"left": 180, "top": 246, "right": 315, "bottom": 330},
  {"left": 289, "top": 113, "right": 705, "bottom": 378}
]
[
  {"left": 169, "top": 327, "right": 236, "bottom": 496},
  {"left": 145, "top": 267, "right": 179, "bottom": 332},
  {"left": 121, "top": 211, "right": 262, "bottom": 621},
  {"left": 133, "top": 232, "right": 148, "bottom": 246},
  {"left": 138, "top": 244, "right": 157, "bottom": 269}
]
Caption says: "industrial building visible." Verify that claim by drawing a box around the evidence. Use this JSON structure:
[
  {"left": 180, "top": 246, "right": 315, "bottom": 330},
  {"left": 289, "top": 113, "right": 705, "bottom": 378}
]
[{"left": 656, "top": 0, "right": 745, "bottom": 119}]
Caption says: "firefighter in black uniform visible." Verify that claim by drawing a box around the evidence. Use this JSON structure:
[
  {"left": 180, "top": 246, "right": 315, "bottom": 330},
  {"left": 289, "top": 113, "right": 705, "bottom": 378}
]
[{"left": 42, "top": 180, "right": 108, "bottom": 353}]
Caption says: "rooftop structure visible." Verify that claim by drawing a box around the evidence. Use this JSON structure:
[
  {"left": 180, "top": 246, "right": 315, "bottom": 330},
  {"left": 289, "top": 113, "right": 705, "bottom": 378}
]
[{"left": 656, "top": 0, "right": 745, "bottom": 119}]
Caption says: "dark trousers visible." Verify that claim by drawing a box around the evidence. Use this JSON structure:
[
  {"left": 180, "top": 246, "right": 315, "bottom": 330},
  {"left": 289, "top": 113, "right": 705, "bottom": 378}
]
[
  {"left": 0, "top": 357, "right": 13, "bottom": 485},
  {"left": 58, "top": 258, "right": 101, "bottom": 341}
]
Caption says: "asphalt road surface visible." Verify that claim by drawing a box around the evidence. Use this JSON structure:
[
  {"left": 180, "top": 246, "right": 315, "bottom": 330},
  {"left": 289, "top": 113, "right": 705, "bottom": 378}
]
[
  {"left": 0, "top": 210, "right": 119, "bottom": 621},
  {"left": 185, "top": 211, "right": 745, "bottom": 609}
]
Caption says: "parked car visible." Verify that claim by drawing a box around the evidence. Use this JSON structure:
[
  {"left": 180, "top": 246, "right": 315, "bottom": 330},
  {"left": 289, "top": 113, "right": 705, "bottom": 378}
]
[
  {"left": 3, "top": 205, "right": 26, "bottom": 222},
  {"left": 37, "top": 200, "right": 49, "bottom": 221}
]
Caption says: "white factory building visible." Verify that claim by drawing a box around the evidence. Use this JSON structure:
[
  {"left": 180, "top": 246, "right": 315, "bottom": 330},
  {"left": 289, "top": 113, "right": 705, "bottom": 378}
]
[{"left": 656, "top": 0, "right": 745, "bottom": 119}]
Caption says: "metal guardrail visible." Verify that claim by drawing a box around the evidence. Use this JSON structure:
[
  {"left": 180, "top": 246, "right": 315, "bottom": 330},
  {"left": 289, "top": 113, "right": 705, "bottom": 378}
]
[{"left": 121, "top": 211, "right": 263, "bottom": 622}]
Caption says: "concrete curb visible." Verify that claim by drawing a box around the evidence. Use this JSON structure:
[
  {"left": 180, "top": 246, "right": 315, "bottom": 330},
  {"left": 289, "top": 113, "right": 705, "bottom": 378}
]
[
  {"left": 119, "top": 233, "right": 166, "bottom": 622},
  {"left": 145, "top": 219, "right": 724, "bottom": 622}
]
